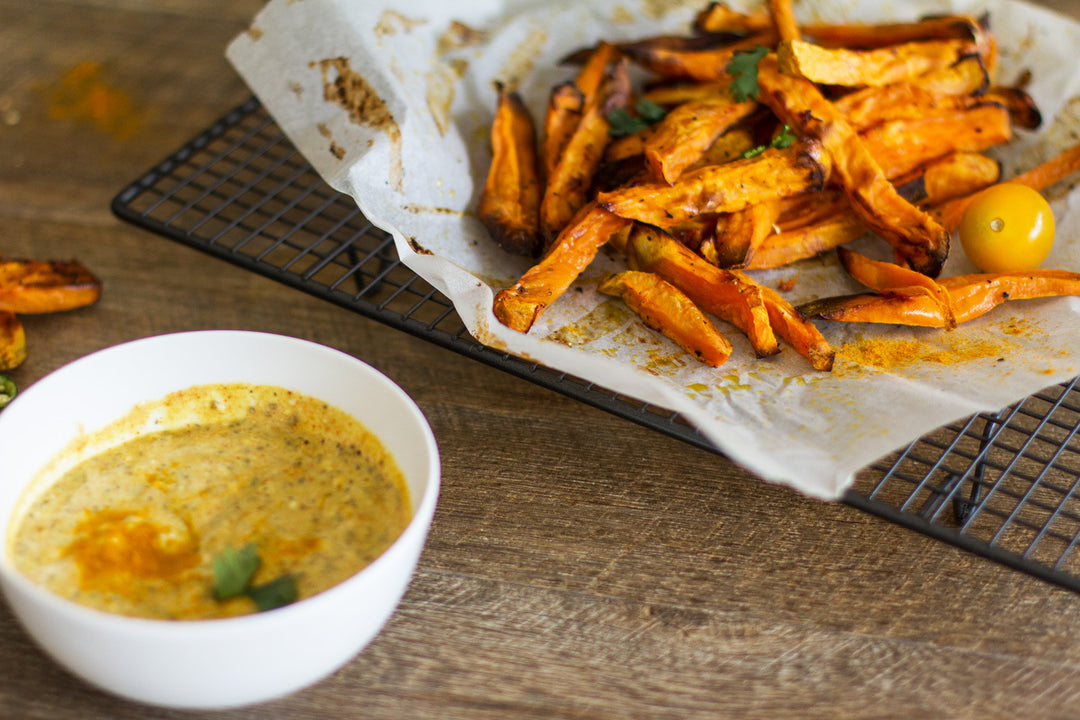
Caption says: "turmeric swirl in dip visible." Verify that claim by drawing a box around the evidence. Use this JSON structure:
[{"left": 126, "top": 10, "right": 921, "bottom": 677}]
[{"left": 8, "top": 383, "right": 411, "bottom": 620}]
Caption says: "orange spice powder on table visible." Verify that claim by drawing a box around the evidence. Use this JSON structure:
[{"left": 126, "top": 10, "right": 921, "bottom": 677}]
[{"left": 43, "top": 60, "right": 141, "bottom": 140}]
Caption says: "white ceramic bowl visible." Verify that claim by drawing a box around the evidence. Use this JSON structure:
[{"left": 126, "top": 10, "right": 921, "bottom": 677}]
[{"left": 0, "top": 330, "right": 440, "bottom": 709}]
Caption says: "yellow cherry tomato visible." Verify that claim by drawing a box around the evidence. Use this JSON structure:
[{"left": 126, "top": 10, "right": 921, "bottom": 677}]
[{"left": 958, "top": 183, "right": 1055, "bottom": 272}]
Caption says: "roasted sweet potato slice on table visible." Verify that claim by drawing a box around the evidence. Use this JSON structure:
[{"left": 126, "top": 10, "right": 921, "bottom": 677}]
[
  {"left": 493, "top": 203, "right": 630, "bottom": 333},
  {"left": 477, "top": 84, "right": 542, "bottom": 257},
  {"left": 625, "top": 223, "right": 779, "bottom": 357},
  {"left": 0, "top": 259, "right": 101, "bottom": 314},
  {"left": 599, "top": 270, "right": 733, "bottom": 367},
  {"left": 597, "top": 139, "right": 830, "bottom": 229},
  {"left": 755, "top": 54, "right": 951, "bottom": 277},
  {"left": 0, "top": 310, "right": 27, "bottom": 371}
]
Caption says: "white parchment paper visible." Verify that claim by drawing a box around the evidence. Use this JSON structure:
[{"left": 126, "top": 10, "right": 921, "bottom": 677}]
[{"left": 227, "top": 0, "right": 1080, "bottom": 499}]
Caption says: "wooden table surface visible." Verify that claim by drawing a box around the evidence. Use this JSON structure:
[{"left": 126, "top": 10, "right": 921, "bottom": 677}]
[{"left": 4, "top": 1, "right": 1080, "bottom": 717}]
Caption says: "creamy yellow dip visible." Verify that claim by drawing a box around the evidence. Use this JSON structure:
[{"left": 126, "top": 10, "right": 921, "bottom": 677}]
[{"left": 8, "top": 383, "right": 411, "bottom": 620}]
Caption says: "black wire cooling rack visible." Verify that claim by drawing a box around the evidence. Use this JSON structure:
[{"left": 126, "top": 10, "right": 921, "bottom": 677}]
[{"left": 112, "top": 96, "right": 1080, "bottom": 594}]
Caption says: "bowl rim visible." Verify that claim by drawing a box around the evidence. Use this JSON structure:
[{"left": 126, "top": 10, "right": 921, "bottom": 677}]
[{"left": 0, "top": 329, "right": 441, "bottom": 632}]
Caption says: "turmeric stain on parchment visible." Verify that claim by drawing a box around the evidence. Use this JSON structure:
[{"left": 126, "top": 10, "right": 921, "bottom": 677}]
[
  {"left": 834, "top": 334, "right": 1008, "bottom": 374},
  {"left": 43, "top": 61, "right": 142, "bottom": 140},
  {"left": 317, "top": 57, "right": 403, "bottom": 191}
]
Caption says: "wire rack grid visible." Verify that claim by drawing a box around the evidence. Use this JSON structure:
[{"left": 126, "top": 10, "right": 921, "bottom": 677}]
[{"left": 112, "top": 96, "right": 1080, "bottom": 595}]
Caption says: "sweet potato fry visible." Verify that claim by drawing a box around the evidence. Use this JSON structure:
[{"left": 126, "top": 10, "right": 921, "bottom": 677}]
[
  {"left": 913, "top": 152, "right": 1000, "bottom": 205},
  {"left": 744, "top": 214, "right": 864, "bottom": 270},
  {"left": 799, "top": 269, "right": 1080, "bottom": 327},
  {"left": 858, "top": 102, "right": 1013, "bottom": 180},
  {"left": 599, "top": 270, "right": 733, "bottom": 367},
  {"left": 619, "top": 32, "right": 777, "bottom": 82},
  {"left": 541, "top": 82, "right": 584, "bottom": 182},
  {"left": 932, "top": 140, "right": 1080, "bottom": 231},
  {"left": 540, "top": 61, "right": 631, "bottom": 242},
  {"left": 837, "top": 247, "right": 955, "bottom": 328},
  {"left": 768, "top": 0, "right": 801, "bottom": 42},
  {"left": 603, "top": 130, "right": 651, "bottom": 163},
  {"left": 0, "top": 259, "right": 102, "bottom": 314},
  {"left": 493, "top": 203, "right": 630, "bottom": 333},
  {"left": 986, "top": 85, "right": 1042, "bottom": 130},
  {"left": 544, "top": 42, "right": 621, "bottom": 180},
  {"left": 756, "top": 54, "right": 951, "bottom": 277},
  {"left": 573, "top": 41, "right": 621, "bottom": 98},
  {"left": 597, "top": 139, "right": 830, "bottom": 228},
  {"left": 686, "top": 125, "right": 758, "bottom": 170},
  {"left": 754, "top": 280, "right": 835, "bottom": 371},
  {"left": 746, "top": 153, "right": 1001, "bottom": 270},
  {"left": 694, "top": 4, "right": 772, "bottom": 35},
  {"left": 778, "top": 38, "right": 972, "bottom": 88},
  {"left": 0, "top": 311, "right": 27, "bottom": 371},
  {"left": 625, "top": 224, "right": 779, "bottom": 357},
  {"left": 643, "top": 96, "right": 756, "bottom": 183},
  {"left": 804, "top": 15, "right": 986, "bottom": 50},
  {"left": 477, "top": 84, "right": 542, "bottom": 257},
  {"left": 832, "top": 55, "right": 990, "bottom": 130},
  {"left": 700, "top": 198, "right": 782, "bottom": 268},
  {"left": 641, "top": 81, "right": 732, "bottom": 107}
]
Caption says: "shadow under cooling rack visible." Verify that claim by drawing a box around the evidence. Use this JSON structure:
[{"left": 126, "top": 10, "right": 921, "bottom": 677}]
[{"left": 113, "top": 96, "right": 1080, "bottom": 595}]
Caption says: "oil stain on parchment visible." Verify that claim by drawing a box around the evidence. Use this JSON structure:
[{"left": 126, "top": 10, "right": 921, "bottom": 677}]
[
  {"left": 426, "top": 62, "right": 458, "bottom": 136},
  {"left": 427, "top": 21, "right": 484, "bottom": 136},
  {"left": 437, "top": 21, "right": 487, "bottom": 56},
  {"left": 498, "top": 29, "right": 547, "bottom": 91},
  {"left": 1040, "top": 96, "right": 1080, "bottom": 199},
  {"left": 317, "top": 57, "right": 403, "bottom": 191},
  {"left": 374, "top": 10, "right": 427, "bottom": 38},
  {"left": 641, "top": 0, "right": 701, "bottom": 20},
  {"left": 547, "top": 300, "right": 627, "bottom": 347}
]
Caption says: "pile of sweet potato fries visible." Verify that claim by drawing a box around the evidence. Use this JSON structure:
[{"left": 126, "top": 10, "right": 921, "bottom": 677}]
[
  {"left": 478, "top": 0, "right": 1080, "bottom": 372},
  {"left": 0, "top": 259, "right": 101, "bottom": 372}
]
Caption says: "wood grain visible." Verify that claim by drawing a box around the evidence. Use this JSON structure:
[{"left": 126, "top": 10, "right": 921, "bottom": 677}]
[{"left": 4, "top": 1, "right": 1080, "bottom": 718}]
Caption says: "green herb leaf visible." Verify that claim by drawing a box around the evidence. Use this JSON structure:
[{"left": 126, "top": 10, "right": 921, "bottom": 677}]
[
  {"left": 606, "top": 108, "right": 649, "bottom": 138},
  {"left": 771, "top": 123, "right": 796, "bottom": 149},
  {"left": 0, "top": 375, "right": 16, "bottom": 410},
  {"left": 741, "top": 144, "right": 768, "bottom": 159},
  {"left": 635, "top": 98, "right": 667, "bottom": 124},
  {"left": 727, "top": 45, "right": 769, "bottom": 102},
  {"left": 606, "top": 99, "right": 668, "bottom": 138},
  {"left": 247, "top": 574, "right": 299, "bottom": 612},
  {"left": 212, "top": 544, "right": 260, "bottom": 601},
  {"left": 741, "top": 124, "right": 797, "bottom": 159}
]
